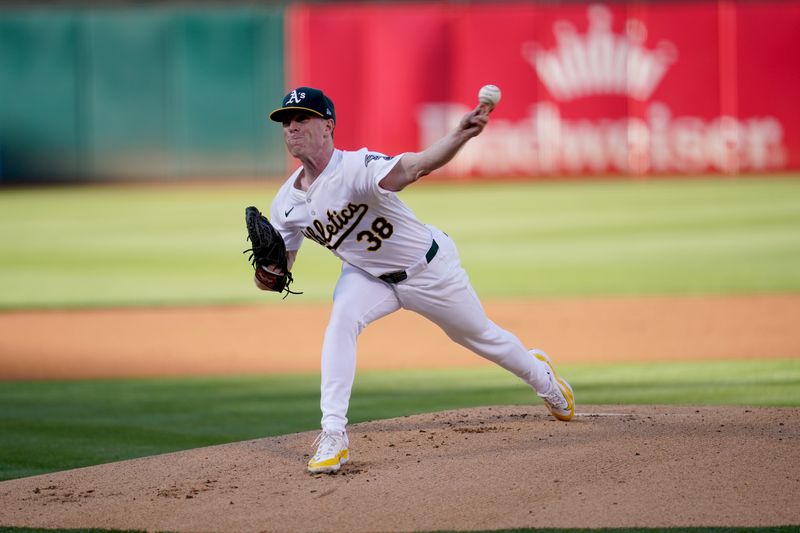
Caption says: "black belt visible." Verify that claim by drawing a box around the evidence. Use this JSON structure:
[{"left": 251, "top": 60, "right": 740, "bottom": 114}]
[{"left": 378, "top": 240, "right": 439, "bottom": 284}]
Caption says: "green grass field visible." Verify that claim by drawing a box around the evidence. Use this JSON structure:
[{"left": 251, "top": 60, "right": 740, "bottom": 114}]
[
  {"left": 1, "top": 177, "right": 799, "bottom": 532},
  {"left": 1, "top": 176, "right": 799, "bottom": 308}
]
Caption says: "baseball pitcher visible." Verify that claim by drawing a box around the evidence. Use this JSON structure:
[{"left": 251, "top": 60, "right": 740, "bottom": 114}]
[{"left": 250, "top": 86, "right": 575, "bottom": 474}]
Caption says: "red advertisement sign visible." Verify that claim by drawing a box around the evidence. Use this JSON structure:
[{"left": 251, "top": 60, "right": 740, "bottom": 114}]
[{"left": 286, "top": 2, "right": 800, "bottom": 177}]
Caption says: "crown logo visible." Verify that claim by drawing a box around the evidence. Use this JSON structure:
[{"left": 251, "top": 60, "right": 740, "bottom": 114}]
[{"left": 522, "top": 4, "right": 677, "bottom": 101}]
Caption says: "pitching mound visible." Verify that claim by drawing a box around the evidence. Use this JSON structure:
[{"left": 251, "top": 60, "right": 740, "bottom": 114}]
[{"left": 1, "top": 405, "right": 798, "bottom": 532}]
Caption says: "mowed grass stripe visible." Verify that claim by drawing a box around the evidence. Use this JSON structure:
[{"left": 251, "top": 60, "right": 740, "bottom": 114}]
[
  {"left": 1, "top": 177, "right": 799, "bottom": 308},
  {"left": 429, "top": 179, "right": 800, "bottom": 297}
]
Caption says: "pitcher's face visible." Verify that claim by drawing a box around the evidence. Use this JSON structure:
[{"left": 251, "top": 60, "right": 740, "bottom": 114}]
[{"left": 282, "top": 112, "right": 334, "bottom": 160}]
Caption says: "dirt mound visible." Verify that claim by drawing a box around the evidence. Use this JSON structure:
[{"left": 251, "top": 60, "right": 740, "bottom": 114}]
[{"left": 1, "top": 405, "right": 798, "bottom": 532}]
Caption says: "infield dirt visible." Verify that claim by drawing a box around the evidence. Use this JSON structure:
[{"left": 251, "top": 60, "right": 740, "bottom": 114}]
[
  {"left": 0, "top": 294, "right": 799, "bottom": 531},
  {"left": 1, "top": 294, "right": 799, "bottom": 379},
  {"left": 0, "top": 405, "right": 798, "bottom": 531}
]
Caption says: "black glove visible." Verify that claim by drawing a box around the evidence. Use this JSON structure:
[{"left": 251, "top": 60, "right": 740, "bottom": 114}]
[{"left": 243, "top": 206, "right": 299, "bottom": 297}]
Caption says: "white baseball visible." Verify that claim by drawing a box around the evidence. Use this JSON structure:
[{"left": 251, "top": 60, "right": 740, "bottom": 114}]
[{"left": 478, "top": 84, "right": 501, "bottom": 109}]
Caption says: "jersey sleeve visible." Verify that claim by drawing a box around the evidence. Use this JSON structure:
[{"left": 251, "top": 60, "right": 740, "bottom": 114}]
[{"left": 353, "top": 148, "right": 408, "bottom": 197}]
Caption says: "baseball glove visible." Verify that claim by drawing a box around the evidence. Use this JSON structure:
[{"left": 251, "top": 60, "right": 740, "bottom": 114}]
[{"left": 243, "top": 206, "right": 299, "bottom": 297}]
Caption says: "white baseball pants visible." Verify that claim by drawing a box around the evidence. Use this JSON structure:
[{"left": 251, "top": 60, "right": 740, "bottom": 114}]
[{"left": 319, "top": 226, "right": 553, "bottom": 433}]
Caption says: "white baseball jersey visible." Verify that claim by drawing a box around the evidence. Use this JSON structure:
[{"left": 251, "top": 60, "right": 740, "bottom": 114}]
[
  {"left": 270, "top": 148, "right": 433, "bottom": 276},
  {"left": 268, "top": 149, "right": 560, "bottom": 438}
]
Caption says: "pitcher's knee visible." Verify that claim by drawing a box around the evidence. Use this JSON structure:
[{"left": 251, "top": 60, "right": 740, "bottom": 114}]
[{"left": 444, "top": 321, "right": 496, "bottom": 346}]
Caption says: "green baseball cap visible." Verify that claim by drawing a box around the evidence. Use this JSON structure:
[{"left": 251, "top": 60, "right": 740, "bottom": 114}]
[{"left": 269, "top": 87, "right": 336, "bottom": 123}]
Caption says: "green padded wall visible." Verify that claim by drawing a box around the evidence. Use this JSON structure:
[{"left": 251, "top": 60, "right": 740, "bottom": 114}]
[
  {"left": 0, "top": 12, "right": 81, "bottom": 180},
  {"left": 0, "top": 6, "right": 285, "bottom": 183}
]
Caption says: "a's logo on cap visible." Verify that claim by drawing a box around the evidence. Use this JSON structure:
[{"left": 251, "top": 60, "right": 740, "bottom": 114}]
[{"left": 286, "top": 90, "right": 306, "bottom": 104}]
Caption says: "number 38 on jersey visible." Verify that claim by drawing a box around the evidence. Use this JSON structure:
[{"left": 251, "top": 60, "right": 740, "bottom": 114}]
[{"left": 357, "top": 217, "right": 394, "bottom": 251}]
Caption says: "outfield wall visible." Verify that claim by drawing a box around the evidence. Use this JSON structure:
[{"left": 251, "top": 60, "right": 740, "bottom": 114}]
[
  {"left": 288, "top": 1, "right": 800, "bottom": 178},
  {"left": 0, "top": 6, "right": 285, "bottom": 183},
  {"left": 1, "top": 1, "right": 799, "bottom": 182}
]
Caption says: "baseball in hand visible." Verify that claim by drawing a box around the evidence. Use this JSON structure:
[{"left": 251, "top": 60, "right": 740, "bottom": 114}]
[{"left": 478, "top": 84, "right": 501, "bottom": 110}]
